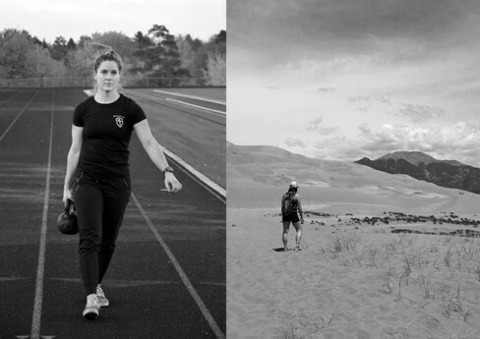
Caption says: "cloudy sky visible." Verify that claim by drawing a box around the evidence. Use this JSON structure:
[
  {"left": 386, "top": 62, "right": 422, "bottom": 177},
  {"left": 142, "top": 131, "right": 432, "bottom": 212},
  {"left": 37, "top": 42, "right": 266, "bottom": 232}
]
[
  {"left": 228, "top": 0, "right": 480, "bottom": 166},
  {"left": 1, "top": 0, "right": 225, "bottom": 42}
]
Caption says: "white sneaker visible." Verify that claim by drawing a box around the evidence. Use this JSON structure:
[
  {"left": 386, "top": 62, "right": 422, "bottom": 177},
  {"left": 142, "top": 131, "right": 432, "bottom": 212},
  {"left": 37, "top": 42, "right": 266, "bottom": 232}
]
[
  {"left": 96, "top": 284, "right": 109, "bottom": 307},
  {"left": 82, "top": 294, "right": 100, "bottom": 319}
]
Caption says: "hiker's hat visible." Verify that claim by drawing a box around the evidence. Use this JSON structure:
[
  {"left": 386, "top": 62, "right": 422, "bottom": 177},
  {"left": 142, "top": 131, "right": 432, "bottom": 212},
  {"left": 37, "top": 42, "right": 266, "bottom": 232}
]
[{"left": 289, "top": 181, "right": 299, "bottom": 189}]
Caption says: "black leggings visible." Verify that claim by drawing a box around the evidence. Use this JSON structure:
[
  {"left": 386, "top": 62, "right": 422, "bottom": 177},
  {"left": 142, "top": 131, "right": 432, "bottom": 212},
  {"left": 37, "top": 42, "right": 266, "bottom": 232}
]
[{"left": 74, "top": 171, "right": 131, "bottom": 296}]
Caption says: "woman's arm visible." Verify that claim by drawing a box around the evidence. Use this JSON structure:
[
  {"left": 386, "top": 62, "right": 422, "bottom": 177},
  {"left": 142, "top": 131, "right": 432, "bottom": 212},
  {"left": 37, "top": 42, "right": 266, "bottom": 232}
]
[
  {"left": 63, "top": 125, "right": 83, "bottom": 203},
  {"left": 296, "top": 195, "right": 304, "bottom": 223},
  {"left": 134, "top": 119, "right": 182, "bottom": 193}
]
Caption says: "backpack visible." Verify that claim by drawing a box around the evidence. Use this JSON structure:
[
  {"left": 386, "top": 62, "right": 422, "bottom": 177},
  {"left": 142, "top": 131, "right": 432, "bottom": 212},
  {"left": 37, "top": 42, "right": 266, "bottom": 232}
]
[{"left": 282, "top": 192, "right": 296, "bottom": 216}]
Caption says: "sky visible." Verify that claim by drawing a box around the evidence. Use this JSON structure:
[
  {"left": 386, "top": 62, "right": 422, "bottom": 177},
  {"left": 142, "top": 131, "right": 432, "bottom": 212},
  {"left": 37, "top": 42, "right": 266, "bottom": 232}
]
[
  {"left": 227, "top": 0, "right": 480, "bottom": 167},
  {"left": 1, "top": 0, "right": 225, "bottom": 43}
]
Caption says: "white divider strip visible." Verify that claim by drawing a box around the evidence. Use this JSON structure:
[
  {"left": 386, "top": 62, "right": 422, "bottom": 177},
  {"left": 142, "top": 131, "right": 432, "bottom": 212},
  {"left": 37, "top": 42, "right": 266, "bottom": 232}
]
[
  {"left": 166, "top": 98, "right": 226, "bottom": 116},
  {"left": 0, "top": 89, "right": 23, "bottom": 107},
  {"left": 0, "top": 91, "right": 38, "bottom": 143},
  {"left": 132, "top": 193, "right": 225, "bottom": 339},
  {"left": 31, "top": 92, "right": 55, "bottom": 339},
  {"left": 161, "top": 146, "right": 226, "bottom": 198},
  {"left": 153, "top": 89, "right": 225, "bottom": 105}
]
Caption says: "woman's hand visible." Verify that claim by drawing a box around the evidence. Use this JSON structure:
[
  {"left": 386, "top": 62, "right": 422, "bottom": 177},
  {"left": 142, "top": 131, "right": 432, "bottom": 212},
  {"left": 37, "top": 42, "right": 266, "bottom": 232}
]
[
  {"left": 164, "top": 172, "right": 182, "bottom": 193},
  {"left": 63, "top": 188, "right": 73, "bottom": 205}
]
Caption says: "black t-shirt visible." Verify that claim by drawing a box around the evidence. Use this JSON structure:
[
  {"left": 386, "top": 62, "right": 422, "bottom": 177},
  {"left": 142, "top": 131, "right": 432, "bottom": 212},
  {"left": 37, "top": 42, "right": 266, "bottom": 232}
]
[{"left": 73, "top": 94, "right": 146, "bottom": 177}]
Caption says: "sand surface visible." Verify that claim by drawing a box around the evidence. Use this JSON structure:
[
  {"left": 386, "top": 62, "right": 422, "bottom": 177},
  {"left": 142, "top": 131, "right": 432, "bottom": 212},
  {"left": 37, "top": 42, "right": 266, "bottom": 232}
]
[
  {"left": 227, "top": 144, "right": 480, "bottom": 338},
  {"left": 227, "top": 208, "right": 480, "bottom": 339}
]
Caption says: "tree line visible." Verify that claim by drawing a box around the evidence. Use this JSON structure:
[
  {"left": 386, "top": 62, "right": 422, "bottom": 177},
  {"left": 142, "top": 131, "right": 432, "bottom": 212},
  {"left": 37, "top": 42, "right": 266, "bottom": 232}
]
[{"left": 0, "top": 25, "right": 226, "bottom": 86}]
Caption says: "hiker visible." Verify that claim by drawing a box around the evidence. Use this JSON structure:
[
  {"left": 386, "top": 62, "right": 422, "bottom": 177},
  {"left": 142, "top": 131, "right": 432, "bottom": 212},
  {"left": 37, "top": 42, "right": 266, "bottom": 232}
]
[{"left": 281, "top": 181, "right": 304, "bottom": 251}]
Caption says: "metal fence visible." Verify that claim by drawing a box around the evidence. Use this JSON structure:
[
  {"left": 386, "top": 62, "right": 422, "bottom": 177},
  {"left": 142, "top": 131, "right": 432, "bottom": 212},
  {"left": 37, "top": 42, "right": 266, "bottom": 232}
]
[{"left": 0, "top": 76, "right": 214, "bottom": 88}]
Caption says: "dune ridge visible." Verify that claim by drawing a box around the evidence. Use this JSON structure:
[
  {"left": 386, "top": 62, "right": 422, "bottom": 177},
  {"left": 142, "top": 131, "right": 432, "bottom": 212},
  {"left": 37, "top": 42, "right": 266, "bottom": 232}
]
[{"left": 227, "top": 143, "right": 480, "bottom": 214}]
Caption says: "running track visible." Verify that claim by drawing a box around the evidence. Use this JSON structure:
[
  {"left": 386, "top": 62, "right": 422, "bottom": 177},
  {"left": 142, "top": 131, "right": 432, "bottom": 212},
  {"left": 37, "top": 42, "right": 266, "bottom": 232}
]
[{"left": 0, "top": 88, "right": 225, "bottom": 339}]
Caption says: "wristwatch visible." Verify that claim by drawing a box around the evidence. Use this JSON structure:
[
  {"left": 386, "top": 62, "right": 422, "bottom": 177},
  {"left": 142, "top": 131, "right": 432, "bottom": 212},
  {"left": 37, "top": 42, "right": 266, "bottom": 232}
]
[{"left": 162, "top": 166, "right": 174, "bottom": 174}]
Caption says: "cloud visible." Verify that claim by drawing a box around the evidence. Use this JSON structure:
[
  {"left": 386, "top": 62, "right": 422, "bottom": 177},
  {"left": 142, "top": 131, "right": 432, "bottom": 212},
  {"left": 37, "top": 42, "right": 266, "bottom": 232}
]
[
  {"left": 354, "top": 121, "right": 480, "bottom": 165},
  {"left": 277, "top": 118, "right": 480, "bottom": 166},
  {"left": 306, "top": 117, "right": 339, "bottom": 135},
  {"left": 349, "top": 95, "right": 393, "bottom": 114},
  {"left": 306, "top": 117, "right": 323, "bottom": 131},
  {"left": 357, "top": 123, "right": 408, "bottom": 151},
  {"left": 395, "top": 103, "right": 445, "bottom": 123},
  {"left": 229, "top": 0, "right": 480, "bottom": 73},
  {"left": 317, "top": 87, "right": 336, "bottom": 93},
  {"left": 285, "top": 137, "right": 306, "bottom": 148},
  {"left": 349, "top": 95, "right": 392, "bottom": 105},
  {"left": 312, "top": 135, "right": 375, "bottom": 161},
  {"left": 349, "top": 96, "right": 372, "bottom": 103},
  {"left": 319, "top": 126, "right": 340, "bottom": 135}
]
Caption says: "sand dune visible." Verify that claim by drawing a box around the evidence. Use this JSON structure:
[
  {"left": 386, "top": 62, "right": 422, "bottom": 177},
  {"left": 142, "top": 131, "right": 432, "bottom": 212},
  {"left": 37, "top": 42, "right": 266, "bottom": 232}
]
[
  {"left": 227, "top": 144, "right": 480, "bottom": 338},
  {"left": 227, "top": 143, "right": 480, "bottom": 214}
]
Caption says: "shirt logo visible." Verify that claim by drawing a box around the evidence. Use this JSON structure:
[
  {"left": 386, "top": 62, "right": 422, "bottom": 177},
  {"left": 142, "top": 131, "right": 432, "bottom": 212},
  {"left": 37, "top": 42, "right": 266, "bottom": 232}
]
[{"left": 113, "top": 115, "right": 125, "bottom": 128}]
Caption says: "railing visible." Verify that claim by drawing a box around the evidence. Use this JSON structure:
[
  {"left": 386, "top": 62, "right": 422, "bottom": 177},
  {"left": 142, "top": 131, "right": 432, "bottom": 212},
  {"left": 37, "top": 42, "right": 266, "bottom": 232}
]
[
  {"left": 0, "top": 76, "right": 216, "bottom": 88},
  {"left": 0, "top": 77, "right": 93, "bottom": 88}
]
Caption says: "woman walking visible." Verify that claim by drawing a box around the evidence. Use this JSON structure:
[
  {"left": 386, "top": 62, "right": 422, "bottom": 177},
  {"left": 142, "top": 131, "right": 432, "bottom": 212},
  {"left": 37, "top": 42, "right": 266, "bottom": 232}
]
[
  {"left": 62, "top": 50, "right": 182, "bottom": 319},
  {"left": 281, "top": 181, "right": 304, "bottom": 252}
]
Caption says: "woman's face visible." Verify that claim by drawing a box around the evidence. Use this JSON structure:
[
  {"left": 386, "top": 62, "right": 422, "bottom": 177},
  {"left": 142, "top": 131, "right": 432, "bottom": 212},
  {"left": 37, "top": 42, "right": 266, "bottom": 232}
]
[{"left": 94, "top": 60, "right": 120, "bottom": 93}]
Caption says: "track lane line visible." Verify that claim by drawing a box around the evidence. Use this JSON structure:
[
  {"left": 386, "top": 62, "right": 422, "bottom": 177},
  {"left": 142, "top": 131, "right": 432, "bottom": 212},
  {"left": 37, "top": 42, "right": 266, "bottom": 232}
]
[
  {"left": 126, "top": 89, "right": 226, "bottom": 126},
  {"left": 132, "top": 193, "right": 225, "bottom": 339},
  {"left": 0, "top": 89, "right": 23, "bottom": 107},
  {"left": 153, "top": 89, "right": 225, "bottom": 105},
  {"left": 166, "top": 98, "right": 226, "bottom": 117},
  {"left": 162, "top": 147, "right": 226, "bottom": 202},
  {"left": 0, "top": 91, "right": 38, "bottom": 143},
  {"left": 30, "top": 91, "right": 54, "bottom": 339}
]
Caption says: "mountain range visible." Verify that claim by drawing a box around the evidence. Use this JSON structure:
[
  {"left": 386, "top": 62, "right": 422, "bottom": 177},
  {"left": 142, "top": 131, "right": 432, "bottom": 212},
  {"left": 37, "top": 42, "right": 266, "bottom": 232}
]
[{"left": 355, "top": 151, "right": 480, "bottom": 194}]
